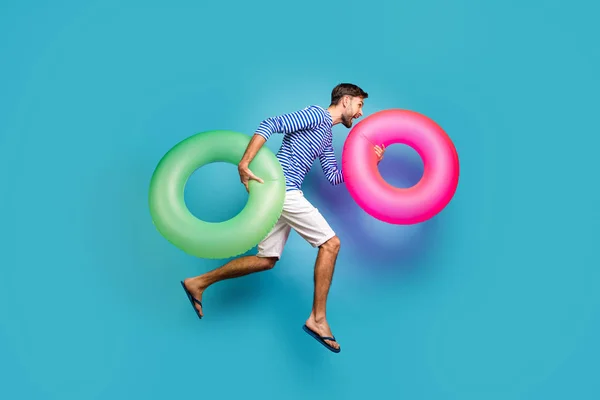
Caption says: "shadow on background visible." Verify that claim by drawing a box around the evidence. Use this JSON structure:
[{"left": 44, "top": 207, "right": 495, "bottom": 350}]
[{"left": 304, "top": 143, "right": 441, "bottom": 278}]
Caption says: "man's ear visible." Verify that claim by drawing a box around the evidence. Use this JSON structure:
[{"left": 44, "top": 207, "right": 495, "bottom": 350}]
[{"left": 342, "top": 95, "right": 350, "bottom": 107}]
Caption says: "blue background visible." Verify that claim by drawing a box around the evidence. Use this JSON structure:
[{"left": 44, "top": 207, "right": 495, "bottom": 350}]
[{"left": 1, "top": 0, "right": 599, "bottom": 398}]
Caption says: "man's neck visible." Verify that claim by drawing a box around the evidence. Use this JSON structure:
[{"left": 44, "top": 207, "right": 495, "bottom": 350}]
[{"left": 327, "top": 105, "right": 343, "bottom": 126}]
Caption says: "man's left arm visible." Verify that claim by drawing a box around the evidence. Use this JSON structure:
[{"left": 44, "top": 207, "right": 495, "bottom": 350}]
[
  {"left": 319, "top": 143, "right": 386, "bottom": 185},
  {"left": 318, "top": 144, "right": 344, "bottom": 185}
]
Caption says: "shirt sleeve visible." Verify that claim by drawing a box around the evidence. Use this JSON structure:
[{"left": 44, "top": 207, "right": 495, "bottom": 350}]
[
  {"left": 255, "top": 106, "right": 326, "bottom": 140},
  {"left": 318, "top": 144, "right": 344, "bottom": 185}
]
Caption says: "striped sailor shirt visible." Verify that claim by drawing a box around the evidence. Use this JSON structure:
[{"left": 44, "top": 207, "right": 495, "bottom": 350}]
[{"left": 255, "top": 105, "right": 343, "bottom": 191}]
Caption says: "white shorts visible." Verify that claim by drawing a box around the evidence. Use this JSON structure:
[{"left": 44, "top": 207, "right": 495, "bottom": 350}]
[{"left": 256, "top": 189, "right": 336, "bottom": 259}]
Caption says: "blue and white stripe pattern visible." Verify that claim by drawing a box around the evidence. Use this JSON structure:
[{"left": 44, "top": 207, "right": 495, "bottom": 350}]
[{"left": 255, "top": 105, "right": 344, "bottom": 191}]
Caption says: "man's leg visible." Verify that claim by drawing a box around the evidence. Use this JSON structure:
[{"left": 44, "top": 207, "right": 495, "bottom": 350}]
[
  {"left": 305, "top": 236, "right": 341, "bottom": 350},
  {"left": 281, "top": 190, "right": 341, "bottom": 350},
  {"left": 182, "top": 256, "right": 277, "bottom": 317},
  {"left": 182, "top": 216, "right": 291, "bottom": 317}
]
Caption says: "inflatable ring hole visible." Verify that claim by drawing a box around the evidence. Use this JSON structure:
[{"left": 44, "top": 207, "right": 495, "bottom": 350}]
[
  {"left": 184, "top": 161, "right": 248, "bottom": 223},
  {"left": 377, "top": 143, "right": 424, "bottom": 189}
]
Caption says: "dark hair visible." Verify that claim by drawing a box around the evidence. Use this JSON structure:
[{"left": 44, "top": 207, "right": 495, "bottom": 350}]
[{"left": 330, "top": 83, "right": 368, "bottom": 106}]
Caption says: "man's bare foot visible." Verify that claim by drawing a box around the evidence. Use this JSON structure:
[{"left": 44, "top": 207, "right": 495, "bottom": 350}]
[
  {"left": 305, "top": 315, "right": 340, "bottom": 351},
  {"left": 182, "top": 277, "right": 208, "bottom": 317}
]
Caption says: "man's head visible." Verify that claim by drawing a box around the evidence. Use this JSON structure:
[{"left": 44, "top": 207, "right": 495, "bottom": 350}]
[{"left": 329, "top": 83, "right": 368, "bottom": 128}]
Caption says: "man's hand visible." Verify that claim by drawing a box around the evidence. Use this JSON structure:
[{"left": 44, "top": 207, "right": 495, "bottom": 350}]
[
  {"left": 238, "top": 162, "right": 264, "bottom": 192},
  {"left": 237, "top": 134, "right": 267, "bottom": 192},
  {"left": 374, "top": 144, "right": 386, "bottom": 164}
]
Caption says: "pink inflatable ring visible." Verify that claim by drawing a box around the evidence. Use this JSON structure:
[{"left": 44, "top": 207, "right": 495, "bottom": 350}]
[{"left": 341, "top": 109, "right": 459, "bottom": 225}]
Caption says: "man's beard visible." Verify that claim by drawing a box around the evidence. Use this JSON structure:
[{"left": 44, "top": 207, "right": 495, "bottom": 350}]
[{"left": 341, "top": 112, "right": 354, "bottom": 128}]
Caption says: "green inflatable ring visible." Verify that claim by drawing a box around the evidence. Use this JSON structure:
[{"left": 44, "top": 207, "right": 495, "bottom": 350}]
[{"left": 148, "top": 130, "right": 286, "bottom": 259}]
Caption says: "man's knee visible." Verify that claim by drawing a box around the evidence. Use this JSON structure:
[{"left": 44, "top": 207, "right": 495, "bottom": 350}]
[
  {"left": 320, "top": 235, "right": 341, "bottom": 253},
  {"left": 256, "top": 255, "right": 278, "bottom": 270}
]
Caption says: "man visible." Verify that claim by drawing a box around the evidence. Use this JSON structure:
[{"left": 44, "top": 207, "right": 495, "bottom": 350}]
[{"left": 181, "top": 83, "right": 385, "bottom": 353}]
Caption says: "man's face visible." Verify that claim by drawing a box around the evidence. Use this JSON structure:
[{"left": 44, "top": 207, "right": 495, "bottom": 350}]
[{"left": 341, "top": 96, "right": 364, "bottom": 128}]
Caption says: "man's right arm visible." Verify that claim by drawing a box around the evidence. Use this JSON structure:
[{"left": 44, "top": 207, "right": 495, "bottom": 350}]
[{"left": 254, "top": 106, "right": 326, "bottom": 141}]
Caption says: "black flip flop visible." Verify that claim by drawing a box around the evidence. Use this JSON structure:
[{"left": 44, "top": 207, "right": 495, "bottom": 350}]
[
  {"left": 180, "top": 281, "right": 203, "bottom": 319},
  {"left": 302, "top": 324, "right": 341, "bottom": 353}
]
